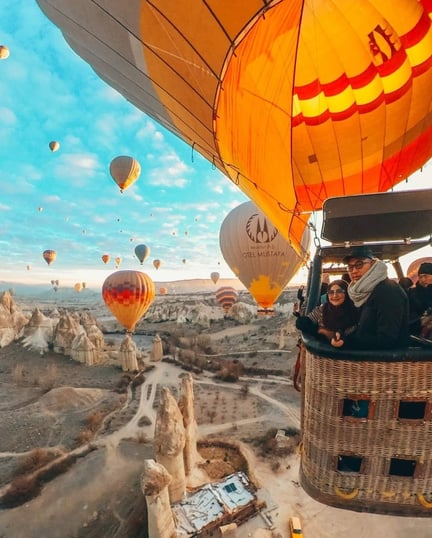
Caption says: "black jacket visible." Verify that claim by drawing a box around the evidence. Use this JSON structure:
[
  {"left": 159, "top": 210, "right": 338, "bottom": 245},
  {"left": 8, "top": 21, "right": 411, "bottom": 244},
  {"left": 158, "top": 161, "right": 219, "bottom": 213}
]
[
  {"left": 343, "top": 278, "right": 409, "bottom": 350},
  {"left": 408, "top": 283, "right": 432, "bottom": 334}
]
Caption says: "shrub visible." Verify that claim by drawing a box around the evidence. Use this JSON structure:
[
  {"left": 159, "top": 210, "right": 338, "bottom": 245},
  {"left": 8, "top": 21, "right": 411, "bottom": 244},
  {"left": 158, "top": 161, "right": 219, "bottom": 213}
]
[
  {"left": 37, "top": 457, "right": 75, "bottom": 483},
  {"left": 86, "top": 410, "right": 104, "bottom": 433},
  {"left": 38, "top": 364, "right": 59, "bottom": 392},
  {"left": 76, "top": 429, "right": 94, "bottom": 446},
  {"left": 131, "top": 373, "right": 145, "bottom": 387},
  {"left": 16, "top": 448, "right": 57, "bottom": 476},
  {"left": 134, "top": 431, "right": 148, "bottom": 443},
  {"left": 138, "top": 416, "right": 152, "bottom": 427},
  {"left": 12, "top": 363, "right": 25, "bottom": 385},
  {"left": 0, "top": 476, "right": 41, "bottom": 508}
]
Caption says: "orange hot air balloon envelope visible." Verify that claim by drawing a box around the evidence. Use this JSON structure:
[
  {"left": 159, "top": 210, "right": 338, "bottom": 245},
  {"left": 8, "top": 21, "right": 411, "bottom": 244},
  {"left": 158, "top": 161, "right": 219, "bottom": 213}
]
[
  {"left": 210, "top": 272, "right": 220, "bottom": 285},
  {"left": 43, "top": 250, "right": 56, "bottom": 265},
  {"left": 102, "top": 270, "right": 155, "bottom": 332},
  {"left": 36, "top": 0, "right": 432, "bottom": 257},
  {"left": 74, "top": 282, "right": 83, "bottom": 292},
  {"left": 159, "top": 286, "right": 168, "bottom": 295},
  {"left": 220, "top": 201, "right": 310, "bottom": 309},
  {"left": 215, "top": 286, "right": 238, "bottom": 313},
  {"left": 109, "top": 156, "right": 141, "bottom": 192},
  {"left": 153, "top": 259, "right": 161, "bottom": 270},
  {"left": 101, "top": 254, "right": 110, "bottom": 264}
]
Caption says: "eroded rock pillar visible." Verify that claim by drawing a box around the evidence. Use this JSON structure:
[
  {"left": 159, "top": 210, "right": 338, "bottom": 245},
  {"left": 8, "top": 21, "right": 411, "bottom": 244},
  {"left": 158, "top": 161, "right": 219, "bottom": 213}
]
[
  {"left": 141, "top": 459, "right": 176, "bottom": 538},
  {"left": 154, "top": 387, "right": 186, "bottom": 502}
]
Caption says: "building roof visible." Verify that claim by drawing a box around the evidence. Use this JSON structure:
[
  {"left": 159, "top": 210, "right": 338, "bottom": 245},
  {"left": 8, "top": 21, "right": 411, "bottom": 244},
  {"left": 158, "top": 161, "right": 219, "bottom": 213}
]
[{"left": 171, "top": 471, "right": 255, "bottom": 535}]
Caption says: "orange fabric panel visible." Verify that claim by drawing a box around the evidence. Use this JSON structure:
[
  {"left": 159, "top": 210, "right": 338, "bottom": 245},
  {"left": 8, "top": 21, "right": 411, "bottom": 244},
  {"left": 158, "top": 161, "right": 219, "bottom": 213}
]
[{"left": 217, "top": 0, "right": 432, "bottom": 254}]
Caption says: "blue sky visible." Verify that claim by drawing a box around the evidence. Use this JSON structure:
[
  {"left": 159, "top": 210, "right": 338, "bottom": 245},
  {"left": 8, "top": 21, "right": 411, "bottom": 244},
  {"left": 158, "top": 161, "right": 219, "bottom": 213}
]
[
  {"left": 1, "top": 1, "right": 431, "bottom": 291},
  {"left": 0, "top": 0, "right": 250, "bottom": 289}
]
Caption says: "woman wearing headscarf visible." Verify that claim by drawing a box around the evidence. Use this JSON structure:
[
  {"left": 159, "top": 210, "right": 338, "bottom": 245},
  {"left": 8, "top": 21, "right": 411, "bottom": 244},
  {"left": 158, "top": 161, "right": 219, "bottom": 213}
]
[{"left": 295, "top": 279, "right": 358, "bottom": 342}]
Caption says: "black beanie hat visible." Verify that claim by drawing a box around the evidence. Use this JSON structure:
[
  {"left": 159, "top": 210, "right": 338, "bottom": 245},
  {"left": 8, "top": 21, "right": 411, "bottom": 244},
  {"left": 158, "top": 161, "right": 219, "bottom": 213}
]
[{"left": 418, "top": 262, "right": 432, "bottom": 276}]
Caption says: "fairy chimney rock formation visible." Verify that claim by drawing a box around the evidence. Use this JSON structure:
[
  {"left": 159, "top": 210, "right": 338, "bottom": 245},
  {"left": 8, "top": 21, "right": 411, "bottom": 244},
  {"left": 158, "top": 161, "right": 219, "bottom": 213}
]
[
  {"left": 71, "top": 332, "right": 97, "bottom": 366},
  {"left": 85, "top": 323, "right": 105, "bottom": 351},
  {"left": 0, "top": 291, "right": 27, "bottom": 347},
  {"left": 119, "top": 334, "right": 139, "bottom": 371},
  {"left": 53, "top": 312, "right": 81, "bottom": 355},
  {"left": 150, "top": 333, "right": 163, "bottom": 362},
  {"left": 154, "top": 387, "right": 186, "bottom": 503},
  {"left": 141, "top": 459, "right": 176, "bottom": 538},
  {"left": 178, "top": 373, "right": 201, "bottom": 474}
]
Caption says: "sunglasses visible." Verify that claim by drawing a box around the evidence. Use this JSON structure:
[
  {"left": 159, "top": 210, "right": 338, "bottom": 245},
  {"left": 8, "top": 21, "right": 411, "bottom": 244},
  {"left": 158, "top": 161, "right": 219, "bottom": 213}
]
[
  {"left": 328, "top": 288, "right": 345, "bottom": 295},
  {"left": 346, "top": 259, "right": 371, "bottom": 272}
]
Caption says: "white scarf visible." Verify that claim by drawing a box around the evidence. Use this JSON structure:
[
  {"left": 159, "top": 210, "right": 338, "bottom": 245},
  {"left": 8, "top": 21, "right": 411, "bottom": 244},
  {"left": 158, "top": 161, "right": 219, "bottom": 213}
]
[{"left": 348, "top": 259, "right": 388, "bottom": 307}]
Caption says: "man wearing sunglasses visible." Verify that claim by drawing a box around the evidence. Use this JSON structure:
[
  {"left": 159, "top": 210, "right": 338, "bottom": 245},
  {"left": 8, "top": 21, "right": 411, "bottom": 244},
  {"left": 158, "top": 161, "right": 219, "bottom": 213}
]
[{"left": 331, "top": 245, "right": 409, "bottom": 350}]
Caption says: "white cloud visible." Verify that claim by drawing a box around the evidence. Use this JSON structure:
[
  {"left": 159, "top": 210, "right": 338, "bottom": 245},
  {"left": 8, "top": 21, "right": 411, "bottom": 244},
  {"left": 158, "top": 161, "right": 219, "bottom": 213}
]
[
  {"left": 0, "top": 107, "right": 17, "bottom": 125},
  {"left": 43, "top": 195, "right": 61, "bottom": 203},
  {"left": 0, "top": 203, "right": 11, "bottom": 211}
]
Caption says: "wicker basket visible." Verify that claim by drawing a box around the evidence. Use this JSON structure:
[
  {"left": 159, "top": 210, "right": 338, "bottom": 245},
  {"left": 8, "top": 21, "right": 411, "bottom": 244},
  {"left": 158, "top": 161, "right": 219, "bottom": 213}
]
[{"left": 300, "top": 347, "right": 432, "bottom": 515}]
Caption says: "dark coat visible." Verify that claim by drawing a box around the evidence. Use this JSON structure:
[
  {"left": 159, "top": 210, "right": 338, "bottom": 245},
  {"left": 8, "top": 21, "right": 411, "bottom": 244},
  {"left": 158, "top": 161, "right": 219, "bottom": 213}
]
[
  {"left": 343, "top": 278, "right": 409, "bottom": 350},
  {"left": 408, "top": 283, "right": 432, "bottom": 334}
]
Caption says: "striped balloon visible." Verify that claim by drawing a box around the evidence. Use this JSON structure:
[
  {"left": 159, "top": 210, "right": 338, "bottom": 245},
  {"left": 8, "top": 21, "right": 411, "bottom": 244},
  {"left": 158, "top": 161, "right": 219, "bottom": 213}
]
[
  {"left": 215, "top": 286, "right": 238, "bottom": 313},
  {"left": 102, "top": 270, "right": 155, "bottom": 332}
]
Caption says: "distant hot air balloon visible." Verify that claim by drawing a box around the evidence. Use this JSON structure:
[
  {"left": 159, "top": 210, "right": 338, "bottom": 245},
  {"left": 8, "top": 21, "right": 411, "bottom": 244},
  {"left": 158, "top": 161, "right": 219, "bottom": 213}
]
[
  {"left": 0, "top": 45, "right": 10, "bottom": 59},
  {"left": 109, "top": 156, "right": 141, "bottom": 193},
  {"left": 37, "top": 1, "right": 432, "bottom": 257},
  {"left": 82, "top": 282, "right": 86, "bottom": 289},
  {"left": 38, "top": 207, "right": 43, "bottom": 212},
  {"left": 102, "top": 254, "right": 110, "bottom": 264},
  {"left": 115, "top": 256, "right": 122, "bottom": 268},
  {"left": 215, "top": 286, "right": 238, "bottom": 313},
  {"left": 220, "top": 202, "right": 310, "bottom": 309},
  {"left": 153, "top": 259, "right": 161, "bottom": 270},
  {"left": 49, "top": 140, "right": 60, "bottom": 152},
  {"left": 159, "top": 287, "right": 168, "bottom": 295},
  {"left": 26, "top": 265, "right": 31, "bottom": 271},
  {"left": 407, "top": 257, "right": 432, "bottom": 285},
  {"left": 182, "top": 258, "right": 186, "bottom": 264},
  {"left": 74, "top": 282, "right": 83, "bottom": 292},
  {"left": 210, "top": 272, "right": 220, "bottom": 285},
  {"left": 102, "top": 270, "right": 156, "bottom": 332},
  {"left": 43, "top": 250, "right": 57, "bottom": 266},
  {"left": 135, "top": 244, "right": 151, "bottom": 265}
]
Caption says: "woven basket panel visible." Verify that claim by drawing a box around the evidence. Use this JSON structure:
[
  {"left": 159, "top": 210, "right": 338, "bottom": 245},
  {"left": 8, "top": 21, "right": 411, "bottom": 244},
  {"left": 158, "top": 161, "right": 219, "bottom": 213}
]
[{"left": 301, "top": 350, "right": 432, "bottom": 508}]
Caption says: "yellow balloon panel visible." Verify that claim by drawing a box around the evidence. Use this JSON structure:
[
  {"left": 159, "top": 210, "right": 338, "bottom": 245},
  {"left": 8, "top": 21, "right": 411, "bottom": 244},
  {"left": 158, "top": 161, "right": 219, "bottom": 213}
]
[{"left": 219, "top": 202, "right": 310, "bottom": 309}]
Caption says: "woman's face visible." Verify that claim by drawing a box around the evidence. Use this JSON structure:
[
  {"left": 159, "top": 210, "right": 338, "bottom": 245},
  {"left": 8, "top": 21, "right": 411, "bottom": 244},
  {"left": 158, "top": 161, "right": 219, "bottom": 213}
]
[{"left": 327, "top": 284, "right": 346, "bottom": 306}]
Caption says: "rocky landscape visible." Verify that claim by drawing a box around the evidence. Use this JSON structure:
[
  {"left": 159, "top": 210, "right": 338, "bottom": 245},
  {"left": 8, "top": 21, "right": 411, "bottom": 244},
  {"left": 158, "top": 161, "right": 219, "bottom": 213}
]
[
  {"left": 0, "top": 285, "right": 301, "bottom": 538},
  {"left": 0, "top": 285, "right": 431, "bottom": 538}
]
